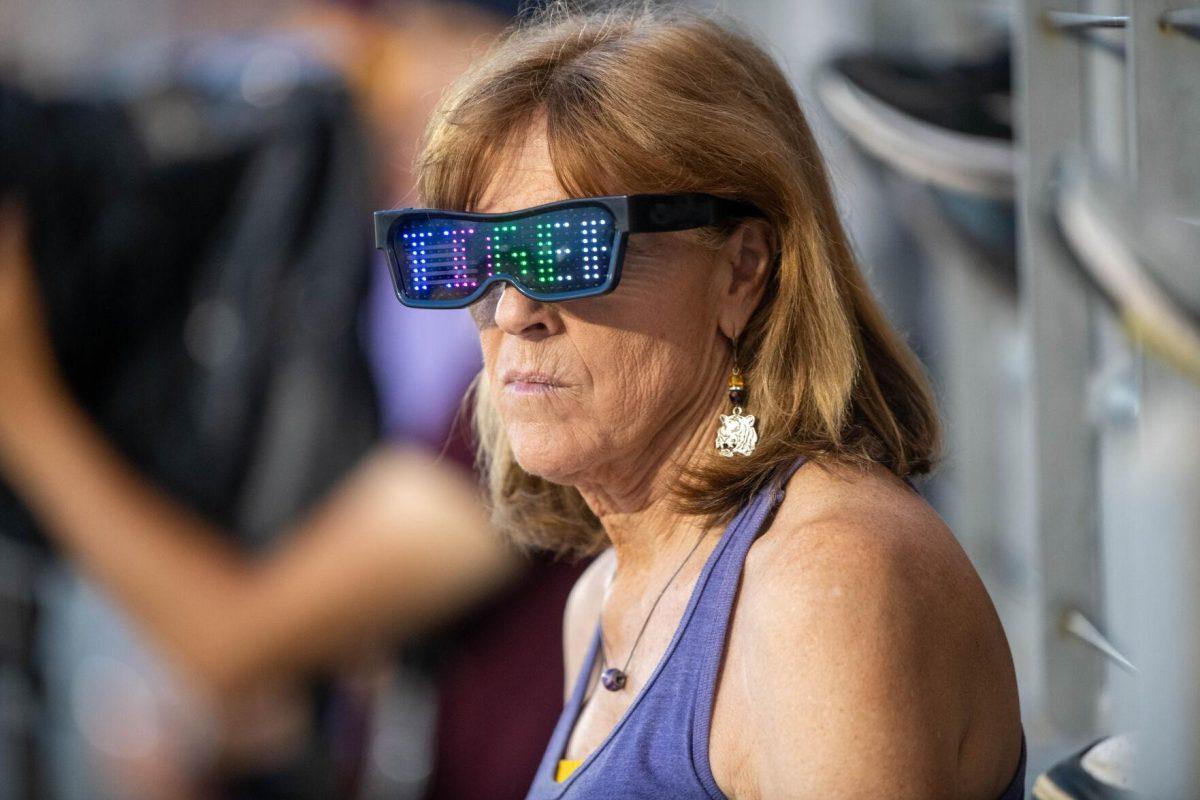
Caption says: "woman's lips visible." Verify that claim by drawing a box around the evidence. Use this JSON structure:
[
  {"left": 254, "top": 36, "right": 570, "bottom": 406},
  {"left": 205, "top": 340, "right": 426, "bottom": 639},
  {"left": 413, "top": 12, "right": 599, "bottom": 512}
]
[
  {"left": 506, "top": 380, "right": 566, "bottom": 395},
  {"left": 501, "top": 370, "right": 568, "bottom": 395}
]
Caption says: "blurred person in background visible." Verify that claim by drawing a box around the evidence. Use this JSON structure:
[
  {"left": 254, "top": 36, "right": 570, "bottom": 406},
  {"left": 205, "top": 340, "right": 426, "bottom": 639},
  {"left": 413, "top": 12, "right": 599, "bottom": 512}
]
[{"left": 0, "top": 1, "right": 587, "bottom": 799}]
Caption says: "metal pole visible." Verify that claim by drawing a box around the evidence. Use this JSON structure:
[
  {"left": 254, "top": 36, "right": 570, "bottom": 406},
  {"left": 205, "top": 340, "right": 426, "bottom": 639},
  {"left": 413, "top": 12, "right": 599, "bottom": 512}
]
[
  {"left": 1016, "top": 0, "right": 1105, "bottom": 738},
  {"left": 1124, "top": 2, "right": 1200, "bottom": 795}
]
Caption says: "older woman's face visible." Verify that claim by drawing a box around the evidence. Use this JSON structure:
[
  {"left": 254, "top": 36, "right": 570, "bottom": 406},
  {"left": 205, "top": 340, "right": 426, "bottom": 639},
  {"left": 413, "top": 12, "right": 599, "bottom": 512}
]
[{"left": 470, "top": 126, "right": 727, "bottom": 486}]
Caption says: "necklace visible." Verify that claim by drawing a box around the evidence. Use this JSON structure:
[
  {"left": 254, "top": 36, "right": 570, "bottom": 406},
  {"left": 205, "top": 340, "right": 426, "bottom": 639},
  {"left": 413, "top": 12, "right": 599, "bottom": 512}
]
[{"left": 584, "top": 530, "right": 710, "bottom": 702}]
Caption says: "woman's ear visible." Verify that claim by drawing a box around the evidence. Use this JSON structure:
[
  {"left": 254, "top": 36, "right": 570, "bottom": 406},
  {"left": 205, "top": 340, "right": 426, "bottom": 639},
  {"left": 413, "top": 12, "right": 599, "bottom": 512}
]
[{"left": 716, "top": 219, "right": 777, "bottom": 340}]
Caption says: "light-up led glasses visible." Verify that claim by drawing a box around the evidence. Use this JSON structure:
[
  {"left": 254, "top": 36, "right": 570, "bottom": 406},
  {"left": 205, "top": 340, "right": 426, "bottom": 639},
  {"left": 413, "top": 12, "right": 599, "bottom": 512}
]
[{"left": 373, "top": 193, "right": 766, "bottom": 309}]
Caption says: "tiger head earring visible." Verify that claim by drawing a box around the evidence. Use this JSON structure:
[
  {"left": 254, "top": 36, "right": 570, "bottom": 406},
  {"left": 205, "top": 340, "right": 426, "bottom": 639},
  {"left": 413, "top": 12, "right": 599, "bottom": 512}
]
[{"left": 715, "top": 333, "right": 758, "bottom": 457}]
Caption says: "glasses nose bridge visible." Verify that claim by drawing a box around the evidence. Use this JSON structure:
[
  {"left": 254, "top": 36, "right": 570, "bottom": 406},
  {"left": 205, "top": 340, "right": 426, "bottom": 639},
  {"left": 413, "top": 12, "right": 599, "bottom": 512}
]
[{"left": 492, "top": 277, "right": 559, "bottom": 335}]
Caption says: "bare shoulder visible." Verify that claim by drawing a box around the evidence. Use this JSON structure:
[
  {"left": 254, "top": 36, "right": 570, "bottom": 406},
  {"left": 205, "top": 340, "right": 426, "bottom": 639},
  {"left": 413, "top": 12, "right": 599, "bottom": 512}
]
[
  {"left": 731, "top": 460, "right": 1021, "bottom": 799},
  {"left": 750, "top": 459, "right": 980, "bottom": 611},
  {"left": 561, "top": 546, "right": 615, "bottom": 703}
]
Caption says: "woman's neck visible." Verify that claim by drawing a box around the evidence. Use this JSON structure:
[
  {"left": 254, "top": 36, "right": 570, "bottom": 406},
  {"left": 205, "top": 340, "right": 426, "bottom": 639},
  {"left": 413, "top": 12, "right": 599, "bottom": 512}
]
[
  {"left": 573, "top": 382, "right": 731, "bottom": 664},
  {"left": 574, "top": 371, "right": 729, "bottom": 584}
]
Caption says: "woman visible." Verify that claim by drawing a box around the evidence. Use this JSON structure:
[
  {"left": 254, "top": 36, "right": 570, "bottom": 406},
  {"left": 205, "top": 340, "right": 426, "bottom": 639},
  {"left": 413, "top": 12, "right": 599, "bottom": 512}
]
[{"left": 375, "top": 2, "right": 1026, "bottom": 799}]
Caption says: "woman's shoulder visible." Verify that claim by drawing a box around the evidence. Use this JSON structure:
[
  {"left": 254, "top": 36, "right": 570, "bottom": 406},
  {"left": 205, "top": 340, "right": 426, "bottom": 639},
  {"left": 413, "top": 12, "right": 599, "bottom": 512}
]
[
  {"left": 744, "top": 460, "right": 976, "bottom": 649},
  {"left": 745, "top": 458, "right": 1016, "bottom": 692},
  {"left": 750, "top": 457, "right": 978, "bottom": 607},
  {"left": 731, "top": 458, "right": 1022, "bottom": 797}
]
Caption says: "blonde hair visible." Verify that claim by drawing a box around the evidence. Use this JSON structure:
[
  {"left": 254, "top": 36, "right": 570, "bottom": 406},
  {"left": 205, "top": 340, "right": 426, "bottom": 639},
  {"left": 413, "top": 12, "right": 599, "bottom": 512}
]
[{"left": 416, "top": 0, "right": 941, "bottom": 561}]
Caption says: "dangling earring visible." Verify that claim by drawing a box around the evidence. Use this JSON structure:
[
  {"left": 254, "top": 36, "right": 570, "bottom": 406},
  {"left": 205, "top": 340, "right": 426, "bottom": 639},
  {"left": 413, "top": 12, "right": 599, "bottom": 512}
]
[{"left": 715, "top": 334, "right": 758, "bottom": 457}]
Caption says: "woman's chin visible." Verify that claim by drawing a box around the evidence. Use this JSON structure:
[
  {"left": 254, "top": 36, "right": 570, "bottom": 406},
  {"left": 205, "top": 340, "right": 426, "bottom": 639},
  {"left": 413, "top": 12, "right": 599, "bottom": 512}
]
[{"left": 507, "top": 430, "right": 592, "bottom": 484}]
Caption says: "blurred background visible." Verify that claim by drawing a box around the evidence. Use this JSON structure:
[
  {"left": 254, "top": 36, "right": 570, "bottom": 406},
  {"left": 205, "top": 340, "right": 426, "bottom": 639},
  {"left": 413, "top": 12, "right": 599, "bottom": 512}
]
[{"left": 0, "top": 0, "right": 1197, "bottom": 798}]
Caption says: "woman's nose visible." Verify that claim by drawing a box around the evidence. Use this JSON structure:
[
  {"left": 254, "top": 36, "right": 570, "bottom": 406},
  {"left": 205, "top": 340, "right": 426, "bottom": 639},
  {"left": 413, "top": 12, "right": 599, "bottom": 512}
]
[{"left": 492, "top": 281, "right": 562, "bottom": 338}]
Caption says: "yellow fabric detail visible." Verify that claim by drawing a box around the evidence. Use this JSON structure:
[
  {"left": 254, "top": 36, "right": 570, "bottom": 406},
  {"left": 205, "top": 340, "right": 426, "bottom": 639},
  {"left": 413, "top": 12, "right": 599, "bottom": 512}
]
[{"left": 555, "top": 757, "right": 585, "bottom": 782}]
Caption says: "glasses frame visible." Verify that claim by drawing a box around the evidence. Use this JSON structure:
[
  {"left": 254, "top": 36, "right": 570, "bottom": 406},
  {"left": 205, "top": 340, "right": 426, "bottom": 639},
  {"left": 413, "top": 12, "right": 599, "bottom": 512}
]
[{"left": 373, "top": 192, "right": 766, "bottom": 309}]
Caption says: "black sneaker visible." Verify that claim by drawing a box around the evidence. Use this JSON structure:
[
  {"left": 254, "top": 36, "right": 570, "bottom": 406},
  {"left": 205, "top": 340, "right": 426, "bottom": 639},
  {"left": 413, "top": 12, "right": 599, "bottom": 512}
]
[{"left": 1033, "top": 735, "right": 1137, "bottom": 800}]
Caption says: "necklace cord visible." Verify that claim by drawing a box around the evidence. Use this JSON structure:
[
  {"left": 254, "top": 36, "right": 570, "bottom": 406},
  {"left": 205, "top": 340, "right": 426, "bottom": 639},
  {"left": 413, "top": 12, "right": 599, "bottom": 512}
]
[{"left": 583, "top": 529, "right": 710, "bottom": 705}]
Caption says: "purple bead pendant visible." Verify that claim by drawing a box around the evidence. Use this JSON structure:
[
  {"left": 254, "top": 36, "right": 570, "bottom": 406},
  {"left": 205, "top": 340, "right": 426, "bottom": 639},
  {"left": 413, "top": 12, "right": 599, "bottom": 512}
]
[{"left": 600, "top": 667, "right": 627, "bottom": 691}]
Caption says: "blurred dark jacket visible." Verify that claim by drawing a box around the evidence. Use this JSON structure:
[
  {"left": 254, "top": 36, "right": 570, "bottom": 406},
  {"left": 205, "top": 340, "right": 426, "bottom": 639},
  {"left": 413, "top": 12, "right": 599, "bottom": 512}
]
[
  {"left": 0, "top": 37, "right": 380, "bottom": 552},
  {"left": 2, "top": 35, "right": 380, "bottom": 799}
]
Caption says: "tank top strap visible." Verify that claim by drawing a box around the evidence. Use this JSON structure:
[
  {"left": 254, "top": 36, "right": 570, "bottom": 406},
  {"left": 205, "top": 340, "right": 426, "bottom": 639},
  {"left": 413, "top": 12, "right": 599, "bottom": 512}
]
[
  {"left": 692, "top": 455, "right": 807, "bottom": 601},
  {"left": 772, "top": 453, "right": 809, "bottom": 503},
  {"left": 678, "top": 454, "right": 807, "bottom": 631},
  {"left": 684, "top": 454, "right": 807, "bottom": 791},
  {"left": 683, "top": 454, "right": 807, "bottom": 644}
]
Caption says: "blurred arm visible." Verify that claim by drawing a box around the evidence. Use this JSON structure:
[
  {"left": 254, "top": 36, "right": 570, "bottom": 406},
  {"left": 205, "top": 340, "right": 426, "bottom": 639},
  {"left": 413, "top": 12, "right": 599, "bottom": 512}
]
[{"left": 0, "top": 372, "right": 524, "bottom": 698}]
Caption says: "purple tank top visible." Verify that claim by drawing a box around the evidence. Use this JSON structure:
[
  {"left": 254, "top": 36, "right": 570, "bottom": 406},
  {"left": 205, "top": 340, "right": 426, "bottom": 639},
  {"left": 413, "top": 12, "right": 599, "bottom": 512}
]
[{"left": 523, "top": 457, "right": 1027, "bottom": 799}]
